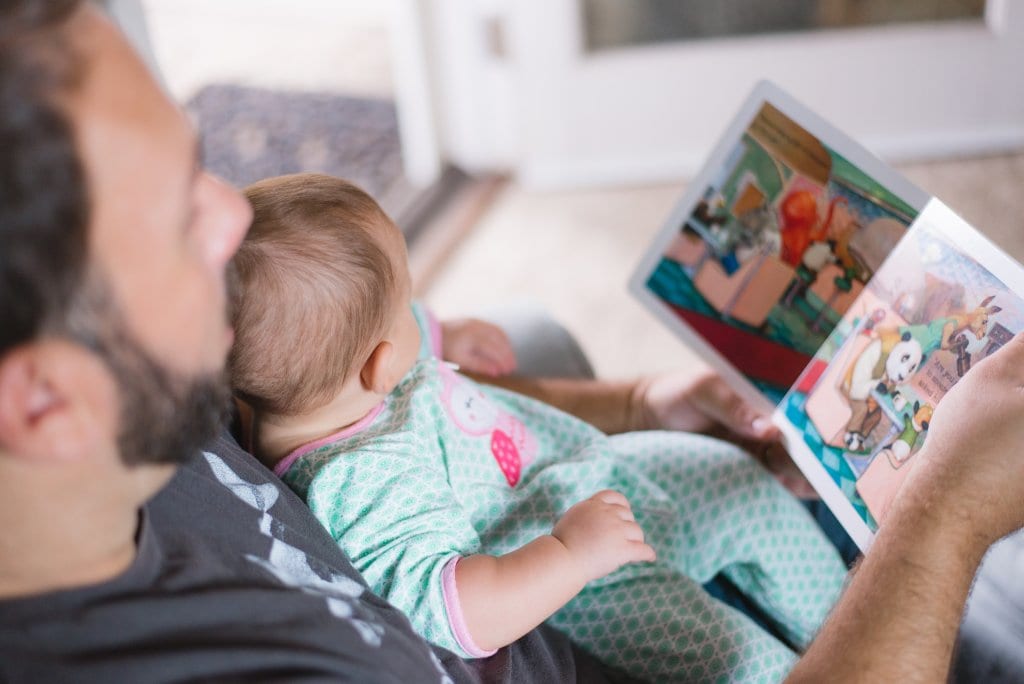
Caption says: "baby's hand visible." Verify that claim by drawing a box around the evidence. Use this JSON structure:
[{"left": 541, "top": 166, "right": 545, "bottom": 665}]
[
  {"left": 552, "top": 490, "right": 656, "bottom": 582},
  {"left": 441, "top": 318, "right": 517, "bottom": 377}
]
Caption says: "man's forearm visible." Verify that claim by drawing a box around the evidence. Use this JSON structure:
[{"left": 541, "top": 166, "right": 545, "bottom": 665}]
[
  {"left": 468, "top": 373, "right": 642, "bottom": 435},
  {"left": 788, "top": 482, "right": 988, "bottom": 682}
]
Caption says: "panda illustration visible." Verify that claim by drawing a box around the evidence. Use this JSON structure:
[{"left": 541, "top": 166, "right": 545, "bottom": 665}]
[{"left": 841, "top": 329, "right": 923, "bottom": 452}]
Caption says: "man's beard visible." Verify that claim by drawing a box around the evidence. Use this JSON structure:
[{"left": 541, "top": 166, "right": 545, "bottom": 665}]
[
  {"left": 65, "top": 279, "right": 231, "bottom": 466},
  {"left": 107, "top": 337, "right": 231, "bottom": 466}
]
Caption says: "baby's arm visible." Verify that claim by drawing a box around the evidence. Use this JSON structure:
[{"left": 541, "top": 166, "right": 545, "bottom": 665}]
[{"left": 455, "top": 489, "right": 655, "bottom": 652}]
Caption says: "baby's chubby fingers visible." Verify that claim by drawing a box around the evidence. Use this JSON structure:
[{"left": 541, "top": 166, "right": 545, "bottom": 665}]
[
  {"left": 627, "top": 540, "right": 657, "bottom": 564},
  {"left": 621, "top": 518, "right": 646, "bottom": 543},
  {"left": 591, "top": 490, "right": 638, "bottom": 522},
  {"left": 617, "top": 517, "right": 656, "bottom": 562},
  {"left": 552, "top": 490, "right": 655, "bottom": 580},
  {"left": 593, "top": 489, "right": 630, "bottom": 508}
]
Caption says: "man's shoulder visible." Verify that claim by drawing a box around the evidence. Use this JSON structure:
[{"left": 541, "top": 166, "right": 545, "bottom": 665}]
[
  {"left": 0, "top": 432, "right": 447, "bottom": 683},
  {"left": 0, "top": 431, "right": 630, "bottom": 684}
]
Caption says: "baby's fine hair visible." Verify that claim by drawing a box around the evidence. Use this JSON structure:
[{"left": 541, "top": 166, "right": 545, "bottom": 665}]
[{"left": 229, "top": 173, "right": 397, "bottom": 416}]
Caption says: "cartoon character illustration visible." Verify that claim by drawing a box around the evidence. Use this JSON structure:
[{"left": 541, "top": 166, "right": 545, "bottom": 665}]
[
  {"left": 692, "top": 197, "right": 729, "bottom": 232},
  {"left": 842, "top": 396, "right": 882, "bottom": 453},
  {"left": 708, "top": 219, "right": 757, "bottom": 274},
  {"left": 943, "top": 294, "right": 1002, "bottom": 344},
  {"left": 894, "top": 295, "right": 1002, "bottom": 378},
  {"left": 439, "top": 364, "right": 537, "bottom": 487},
  {"left": 840, "top": 326, "right": 923, "bottom": 452},
  {"left": 443, "top": 378, "right": 500, "bottom": 436},
  {"left": 947, "top": 332, "right": 972, "bottom": 376},
  {"left": 778, "top": 192, "right": 847, "bottom": 268},
  {"left": 781, "top": 239, "right": 837, "bottom": 307},
  {"left": 880, "top": 401, "right": 934, "bottom": 468},
  {"left": 828, "top": 204, "right": 862, "bottom": 277},
  {"left": 735, "top": 203, "right": 781, "bottom": 264}
]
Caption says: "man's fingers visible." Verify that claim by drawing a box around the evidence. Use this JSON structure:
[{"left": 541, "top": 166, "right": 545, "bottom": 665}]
[
  {"left": 695, "top": 376, "right": 778, "bottom": 440},
  {"left": 760, "top": 441, "right": 794, "bottom": 470},
  {"left": 741, "top": 439, "right": 817, "bottom": 498},
  {"left": 784, "top": 476, "right": 819, "bottom": 500},
  {"left": 986, "top": 331, "right": 1024, "bottom": 381}
]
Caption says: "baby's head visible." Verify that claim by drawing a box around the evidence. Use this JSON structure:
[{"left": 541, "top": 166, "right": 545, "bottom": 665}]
[{"left": 229, "top": 173, "right": 420, "bottom": 421}]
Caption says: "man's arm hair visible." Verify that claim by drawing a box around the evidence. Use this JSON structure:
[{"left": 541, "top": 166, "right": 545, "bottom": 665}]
[
  {"left": 464, "top": 373, "right": 642, "bottom": 435},
  {"left": 788, "top": 471, "right": 986, "bottom": 682},
  {"left": 793, "top": 334, "right": 1024, "bottom": 681}
]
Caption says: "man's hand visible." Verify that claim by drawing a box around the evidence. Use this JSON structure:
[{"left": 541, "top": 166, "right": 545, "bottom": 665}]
[
  {"left": 905, "top": 332, "right": 1024, "bottom": 546},
  {"left": 789, "top": 335, "right": 1024, "bottom": 684},
  {"left": 633, "top": 369, "right": 815, "bottom": 498},
  {"left": 440, "top": 318, "right": 517, "bottom": 377},
  {"left": 552, "top": 490, "right": 656, "bottom": 582},
  {"left": 632, "top": 368, "right": 773, "bottom": 435}
]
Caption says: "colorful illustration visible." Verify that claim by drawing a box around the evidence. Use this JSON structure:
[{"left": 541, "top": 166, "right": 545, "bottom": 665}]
[
  {"left": 646, "top": 102, "right": 918, "bottom": 400},
  {"left": 782, "top": 220, "right": 1024, "bottom": 531},
  {"left": 440, "top": 363, "right": 537, "bottom": 486}
]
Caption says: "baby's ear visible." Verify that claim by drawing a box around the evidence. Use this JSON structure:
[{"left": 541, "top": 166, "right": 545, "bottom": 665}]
[{"left": 360, "top": 341, "right": 395, "bottom": 395}]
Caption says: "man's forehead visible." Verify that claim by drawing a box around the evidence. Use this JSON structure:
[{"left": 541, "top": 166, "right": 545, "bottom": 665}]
[
  {"left": 65, "top": 5, "right": 197, "bottom": 258},
  {"left": 68, "top": 7, "right": 194, "bottom": 172}
]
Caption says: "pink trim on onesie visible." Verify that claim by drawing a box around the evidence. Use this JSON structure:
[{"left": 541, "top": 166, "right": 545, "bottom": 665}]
[
  {"left": 441, "top": 556, "right": 497, "bottom": 658},
  {"left": 273, "top": 402, "right": 386, "bottom": 477},
  {"left": 426, "top": 308, "right": 443, "bottom": 357}
]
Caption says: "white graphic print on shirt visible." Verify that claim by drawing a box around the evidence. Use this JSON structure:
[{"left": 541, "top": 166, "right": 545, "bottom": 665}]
[{"left": 201, "top": 451, "right": 387, "bottom": 646}]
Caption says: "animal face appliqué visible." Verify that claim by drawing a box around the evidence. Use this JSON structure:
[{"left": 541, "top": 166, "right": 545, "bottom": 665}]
[{"left": 885, "top": 334, "right": 923, "bottom": 384}]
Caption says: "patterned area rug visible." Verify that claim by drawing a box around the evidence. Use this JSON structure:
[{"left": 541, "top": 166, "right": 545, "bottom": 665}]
[{"left": 186, "top": 84, "right": 404, "bottom": 202}]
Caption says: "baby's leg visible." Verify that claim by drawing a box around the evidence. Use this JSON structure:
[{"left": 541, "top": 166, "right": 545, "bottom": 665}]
[
  {"left": 549, "top": 567, "right": 798, "bottom": 683},
  {"left": 608, "top": 431, "right": 847, "bottom": 649}
]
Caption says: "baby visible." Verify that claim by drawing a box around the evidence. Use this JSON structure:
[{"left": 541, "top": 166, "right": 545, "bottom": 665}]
[{"left": 229, "top": 173, "right": 847, "bottom": 683}]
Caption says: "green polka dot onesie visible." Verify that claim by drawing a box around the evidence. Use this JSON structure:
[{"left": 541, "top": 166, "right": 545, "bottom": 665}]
[{"left": 277, "top": 306, "right": 847, "bottom": 683}]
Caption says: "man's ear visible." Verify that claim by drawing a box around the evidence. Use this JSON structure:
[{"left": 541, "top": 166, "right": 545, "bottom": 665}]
[
  {"left": 0, "top": 341, "right": 116, "bottom": 463},
  {"left": 359, "top": 341, "right": 395, "bottom": 395}
]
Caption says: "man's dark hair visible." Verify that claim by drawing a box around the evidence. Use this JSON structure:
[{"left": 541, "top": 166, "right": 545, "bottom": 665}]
[
  {"left": 0, "top": 1, "right": 233, "bottom": 465},
  {"left": 0, "top": 0, "right": 87, "bottom": 354}
]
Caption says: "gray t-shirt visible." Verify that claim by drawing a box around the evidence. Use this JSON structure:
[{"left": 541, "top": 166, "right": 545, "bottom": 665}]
[{"left": 0, "top": 432, "right": 630, "bottom": 683}]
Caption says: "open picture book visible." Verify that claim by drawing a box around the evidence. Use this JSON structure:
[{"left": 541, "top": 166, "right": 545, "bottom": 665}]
[{"left": 629, "top": 81, "right": 1024, "bottom": 551}]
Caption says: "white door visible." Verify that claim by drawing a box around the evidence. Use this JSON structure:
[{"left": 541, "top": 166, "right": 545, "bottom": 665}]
[{"left": 429, "top": 0, "right": 1024, "bottom": 189}]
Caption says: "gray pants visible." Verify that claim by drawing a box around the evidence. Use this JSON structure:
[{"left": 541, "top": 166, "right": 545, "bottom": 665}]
[{"left": 954, "top": 533, "right": 1024, "bottom": 683}]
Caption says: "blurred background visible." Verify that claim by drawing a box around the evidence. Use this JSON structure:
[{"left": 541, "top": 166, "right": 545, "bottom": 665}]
[{"left": 109, "top": 0, "right": 1023, "bottom": 379}]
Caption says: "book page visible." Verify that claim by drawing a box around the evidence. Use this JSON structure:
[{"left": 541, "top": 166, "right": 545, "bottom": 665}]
[
  {"left": 776, "top": 199, "right": 1024, "bottom": 550},
  {"left": 630, "top": 82, "right": 928, "bottom": 413}
]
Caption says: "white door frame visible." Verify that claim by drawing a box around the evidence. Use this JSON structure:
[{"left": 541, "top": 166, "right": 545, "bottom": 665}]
[{"left": 424, "top": 0, "right": 1024, "bottom": 189}]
